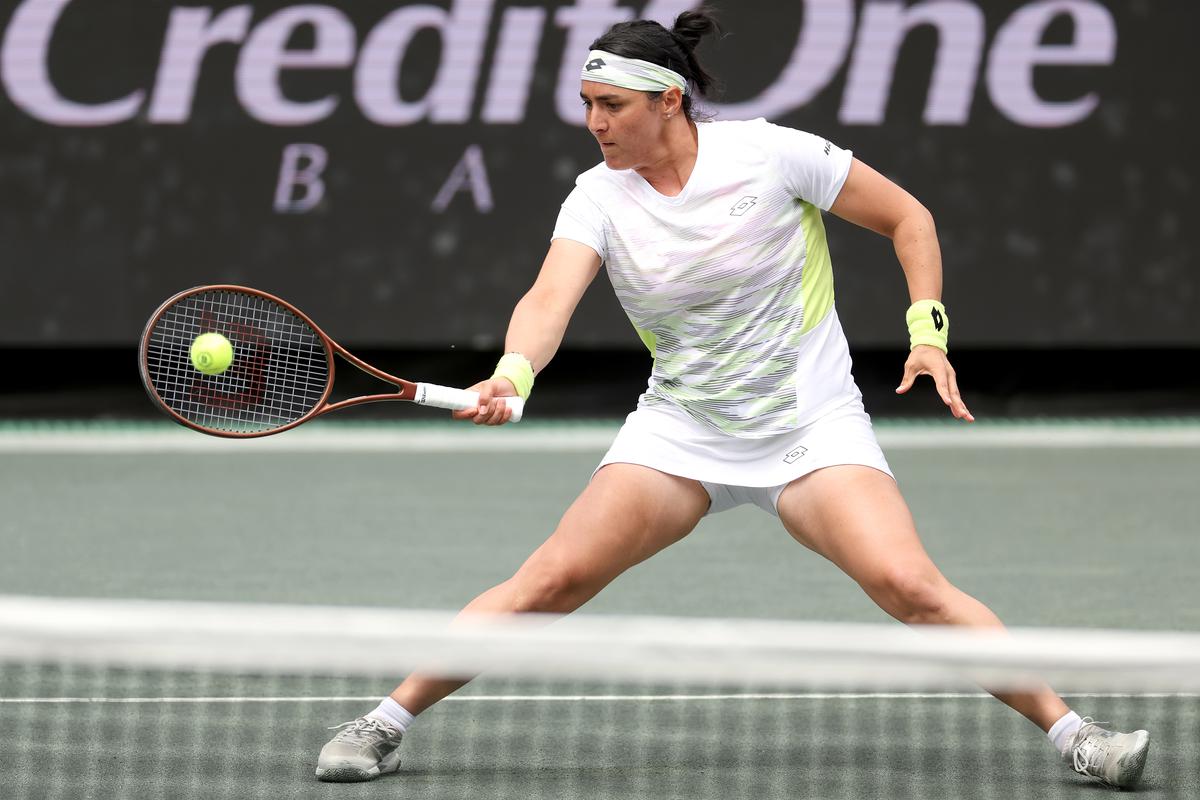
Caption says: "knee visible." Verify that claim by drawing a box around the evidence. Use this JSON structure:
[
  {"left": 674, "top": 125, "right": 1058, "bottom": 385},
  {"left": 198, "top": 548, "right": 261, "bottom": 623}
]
[
  {"left": 509, "top": 561, "right": 590, "bottom": 614},
  {"left": 869, "top": 564, "right": 952, "bottom": 625}
]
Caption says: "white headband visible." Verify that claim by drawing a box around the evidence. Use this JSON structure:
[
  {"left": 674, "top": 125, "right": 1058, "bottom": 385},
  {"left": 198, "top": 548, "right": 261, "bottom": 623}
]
[{"left": 580, "top": 49, "right": 690, "bottom": 95}]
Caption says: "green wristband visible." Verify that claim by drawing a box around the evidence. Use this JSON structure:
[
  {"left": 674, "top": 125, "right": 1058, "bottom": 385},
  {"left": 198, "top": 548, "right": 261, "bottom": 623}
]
[
  {"left": 491, "top": 352, "right": 535, "bottom": 400},
  {"left": 906, "top": 299, "right": 949, "bottom": 353}
]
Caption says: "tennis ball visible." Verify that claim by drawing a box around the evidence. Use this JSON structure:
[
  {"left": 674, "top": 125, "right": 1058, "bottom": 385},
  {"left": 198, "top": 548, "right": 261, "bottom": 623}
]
[{"left": 190, "top": 332, "right": 234, "bottom": 376}]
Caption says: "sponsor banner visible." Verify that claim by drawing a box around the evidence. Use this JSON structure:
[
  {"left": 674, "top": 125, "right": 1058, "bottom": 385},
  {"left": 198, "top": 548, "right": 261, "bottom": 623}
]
[{"left": 0, "top": 0, "right": 1194, "bottom": 345}]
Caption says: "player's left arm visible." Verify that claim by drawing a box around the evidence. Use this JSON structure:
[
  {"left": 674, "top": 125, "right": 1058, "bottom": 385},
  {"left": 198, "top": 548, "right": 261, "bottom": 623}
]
[{"left": 828, "top": 157, "right": 974, "bottom": 422}]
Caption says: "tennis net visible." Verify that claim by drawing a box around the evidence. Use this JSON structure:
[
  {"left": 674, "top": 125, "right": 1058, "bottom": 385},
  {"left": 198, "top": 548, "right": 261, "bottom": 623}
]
[{"left": 2, "top": 595, "right": 1197, "bottom": 800}]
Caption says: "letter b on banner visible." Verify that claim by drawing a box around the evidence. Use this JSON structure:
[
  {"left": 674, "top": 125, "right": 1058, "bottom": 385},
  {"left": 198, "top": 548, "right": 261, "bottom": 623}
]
[{"left": 275, "top": 143, "right": 328, "bottom": 213}]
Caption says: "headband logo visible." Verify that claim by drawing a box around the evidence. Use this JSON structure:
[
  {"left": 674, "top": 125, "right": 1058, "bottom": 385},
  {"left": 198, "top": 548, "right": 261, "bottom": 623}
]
[{"left": 585, "top": 58, "right": 606, "bottom": 72}]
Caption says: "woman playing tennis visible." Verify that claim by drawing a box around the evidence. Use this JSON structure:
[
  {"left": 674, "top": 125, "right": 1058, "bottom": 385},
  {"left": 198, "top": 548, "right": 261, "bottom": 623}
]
[{"left": 318, "top": 9, "right": 1149, "bottom": 790}]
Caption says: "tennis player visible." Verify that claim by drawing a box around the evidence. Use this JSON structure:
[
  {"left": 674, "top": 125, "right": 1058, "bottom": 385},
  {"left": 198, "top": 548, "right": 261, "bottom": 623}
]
[{"left": 318, "top": 9, "right": 1150, "bottom": 789}]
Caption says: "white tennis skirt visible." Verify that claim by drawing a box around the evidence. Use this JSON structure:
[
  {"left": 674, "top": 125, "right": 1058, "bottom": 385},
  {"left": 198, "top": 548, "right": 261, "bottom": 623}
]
[{"left": 596, "top": 398, "right": 893, "bottom": 516}]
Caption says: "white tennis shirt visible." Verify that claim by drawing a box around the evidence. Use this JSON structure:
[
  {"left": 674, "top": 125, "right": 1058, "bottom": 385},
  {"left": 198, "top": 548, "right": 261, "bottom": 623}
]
[{"left": 552, "top": 118, "right": 862, "bottom": 438}]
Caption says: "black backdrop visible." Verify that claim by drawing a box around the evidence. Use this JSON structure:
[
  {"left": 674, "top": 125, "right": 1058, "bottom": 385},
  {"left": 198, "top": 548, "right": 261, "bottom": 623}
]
[{"left": 1, "top": 0, "right": 1196, "bottom": 349}]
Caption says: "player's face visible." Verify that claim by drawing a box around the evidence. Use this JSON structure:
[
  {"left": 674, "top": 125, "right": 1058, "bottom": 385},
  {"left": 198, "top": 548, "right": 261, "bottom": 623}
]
[{"left": 580, "top": 82, "right": 664, "bottom": 170}]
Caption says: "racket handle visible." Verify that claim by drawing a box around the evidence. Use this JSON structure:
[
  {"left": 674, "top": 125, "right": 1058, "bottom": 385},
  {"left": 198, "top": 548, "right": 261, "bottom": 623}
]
[{"left": 414, "top": 383, "right": 525, "bottom": 423}]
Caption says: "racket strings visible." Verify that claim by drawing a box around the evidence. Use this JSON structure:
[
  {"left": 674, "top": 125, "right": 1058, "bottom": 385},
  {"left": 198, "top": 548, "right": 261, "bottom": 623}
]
[{"left": 144, "top": 290, "right": 330, "bottom": 434}]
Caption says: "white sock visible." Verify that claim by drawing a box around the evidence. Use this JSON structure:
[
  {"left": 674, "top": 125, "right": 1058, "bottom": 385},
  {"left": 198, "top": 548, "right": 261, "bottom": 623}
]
[
  {"left": 366, "top": 697, "right": 415, "bottom": 734},
  {"left": 1048, "top": 710, "right": 1083, "bottom": 755}
]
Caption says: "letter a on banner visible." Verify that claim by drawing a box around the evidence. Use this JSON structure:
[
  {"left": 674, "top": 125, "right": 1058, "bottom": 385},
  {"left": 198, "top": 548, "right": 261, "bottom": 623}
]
[{"left": 432, "top": 144, "right": 494, "bottom": 213}]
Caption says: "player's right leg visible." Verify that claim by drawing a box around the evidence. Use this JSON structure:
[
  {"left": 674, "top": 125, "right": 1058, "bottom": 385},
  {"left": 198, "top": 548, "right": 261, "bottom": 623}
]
[{"left": 315, "top": 463, "right": 710, "bottom": 782}]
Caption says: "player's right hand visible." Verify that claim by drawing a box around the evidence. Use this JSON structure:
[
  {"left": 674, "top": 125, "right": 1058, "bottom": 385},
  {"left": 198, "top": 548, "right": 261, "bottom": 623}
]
[{"left": 452, "top": 377, "right": 519, "bottom": 425}]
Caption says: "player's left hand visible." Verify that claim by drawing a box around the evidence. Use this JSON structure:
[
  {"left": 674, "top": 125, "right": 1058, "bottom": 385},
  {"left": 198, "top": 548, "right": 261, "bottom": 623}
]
[{"left": 895, "top": 345, "right": 975, "bottom": 422}]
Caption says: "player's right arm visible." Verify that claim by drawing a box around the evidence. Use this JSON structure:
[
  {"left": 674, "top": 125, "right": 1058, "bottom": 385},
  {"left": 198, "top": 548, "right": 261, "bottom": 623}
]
[{"left": 454, "top": 238, "right": 603, "bottom": 425}]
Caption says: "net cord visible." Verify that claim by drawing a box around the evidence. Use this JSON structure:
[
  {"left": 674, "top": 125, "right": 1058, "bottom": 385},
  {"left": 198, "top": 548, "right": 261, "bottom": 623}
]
[{"left": 1, "top": 596, "right": 1198, "bottom": 693}]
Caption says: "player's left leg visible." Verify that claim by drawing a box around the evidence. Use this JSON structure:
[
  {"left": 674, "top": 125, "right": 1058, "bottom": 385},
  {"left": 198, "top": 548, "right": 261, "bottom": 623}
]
[
  {"left": 774, "top": 464, "right": 1149, "bottom": 788},
  {"left": 776, "top": 464, "right": 1067, "bottom": 728}
]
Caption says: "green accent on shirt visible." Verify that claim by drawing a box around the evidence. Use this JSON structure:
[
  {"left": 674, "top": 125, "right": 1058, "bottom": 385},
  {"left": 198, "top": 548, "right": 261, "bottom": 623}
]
[
  {"left": 633, "top": 324, "right": 658, "bottom": 357},
  {"left": 799, "top": 200, "right": 835, "bottom": 334}
]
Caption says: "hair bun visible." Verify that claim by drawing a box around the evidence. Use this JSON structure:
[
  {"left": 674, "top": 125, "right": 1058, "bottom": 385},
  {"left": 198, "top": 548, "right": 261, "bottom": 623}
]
[{"left": 671, "top": 8, "right": 719, "bottom": 51}]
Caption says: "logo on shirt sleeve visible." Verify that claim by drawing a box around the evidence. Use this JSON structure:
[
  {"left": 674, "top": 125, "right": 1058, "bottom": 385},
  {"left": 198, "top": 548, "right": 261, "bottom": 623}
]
[{"left": 729, "top": 196, "right": 758, "bottom": 216}]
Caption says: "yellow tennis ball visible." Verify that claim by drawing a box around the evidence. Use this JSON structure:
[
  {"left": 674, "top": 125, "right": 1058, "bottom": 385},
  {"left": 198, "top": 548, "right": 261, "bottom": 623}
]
[{"left": 190, "top": 332, "right": 234, "bottom": 376}]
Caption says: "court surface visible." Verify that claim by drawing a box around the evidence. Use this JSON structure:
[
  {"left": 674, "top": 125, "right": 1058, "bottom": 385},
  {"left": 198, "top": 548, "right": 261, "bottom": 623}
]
[{"left": 1, "top": 419, "right": 1198, "bottom": 799}]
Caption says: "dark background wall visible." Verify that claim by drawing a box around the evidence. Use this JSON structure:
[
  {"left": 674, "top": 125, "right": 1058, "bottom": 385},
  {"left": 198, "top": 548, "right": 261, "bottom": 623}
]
[{"left": 0, "top": 0, "right": 1196, "bottom": 417}]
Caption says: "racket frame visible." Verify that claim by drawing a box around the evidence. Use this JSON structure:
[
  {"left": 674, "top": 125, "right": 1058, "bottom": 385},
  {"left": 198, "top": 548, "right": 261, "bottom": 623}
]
[{"left": 139, "top": 285, "right": 508, "bottom": 438}]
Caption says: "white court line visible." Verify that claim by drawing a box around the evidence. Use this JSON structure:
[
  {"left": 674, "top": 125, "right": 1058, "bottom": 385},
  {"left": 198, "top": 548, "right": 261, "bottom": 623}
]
[
  {"left": 1, "top": 423, "right": 1200, "bottom": 453},
  {"left": 2, "top": 692, "right": 1195, "bottom": 704}
]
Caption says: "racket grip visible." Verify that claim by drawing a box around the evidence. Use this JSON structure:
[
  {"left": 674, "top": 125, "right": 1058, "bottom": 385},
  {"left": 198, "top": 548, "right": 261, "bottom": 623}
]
[{"left": 414, "top": 383, "right": 525, "bottom": 423}]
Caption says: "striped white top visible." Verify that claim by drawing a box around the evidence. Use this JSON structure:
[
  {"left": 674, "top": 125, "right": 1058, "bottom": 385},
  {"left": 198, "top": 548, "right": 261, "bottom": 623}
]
[{"left": 553, "top": 118, "right": 859, "bottom": 437}]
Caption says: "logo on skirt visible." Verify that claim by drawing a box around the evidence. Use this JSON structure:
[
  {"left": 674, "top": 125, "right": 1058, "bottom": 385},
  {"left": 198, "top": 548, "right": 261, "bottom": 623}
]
[{"left": 783, "top": 446, "right": 808, "bottom": 464}]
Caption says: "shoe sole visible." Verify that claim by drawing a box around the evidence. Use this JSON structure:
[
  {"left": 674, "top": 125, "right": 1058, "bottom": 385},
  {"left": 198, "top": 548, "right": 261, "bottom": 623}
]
[
  {"left": 316, "top": 750, "right": 402, "bottom": 783},
  {"left": 1114, "top": 730, "right": 1150, "bottom": 789}
]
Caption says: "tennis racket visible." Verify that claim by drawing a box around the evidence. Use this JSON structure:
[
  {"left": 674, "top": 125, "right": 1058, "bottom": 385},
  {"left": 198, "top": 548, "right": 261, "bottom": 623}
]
[{"left": 139, "top": 285, "right": 524, "bottom": 438}]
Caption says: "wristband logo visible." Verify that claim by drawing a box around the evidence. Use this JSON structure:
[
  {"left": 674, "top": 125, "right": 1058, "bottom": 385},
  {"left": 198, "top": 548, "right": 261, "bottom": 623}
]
[{"left": 931, "top": 308, "right": 945, "bottom": 331}]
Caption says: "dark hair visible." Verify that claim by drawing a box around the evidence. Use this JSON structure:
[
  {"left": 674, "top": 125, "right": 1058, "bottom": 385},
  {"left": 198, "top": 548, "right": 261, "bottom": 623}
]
[{"left": 589, "top": 8, "right": 722, "bottom": 120}]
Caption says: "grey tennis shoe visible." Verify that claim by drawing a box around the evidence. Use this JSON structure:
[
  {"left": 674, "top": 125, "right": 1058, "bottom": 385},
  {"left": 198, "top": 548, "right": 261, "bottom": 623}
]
[
  {"left": 315, "top": 716, "right": 404, "bottom": 782},
  {"left": 1063, "top": 718, "right": 1150, "bottom": 789}
]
